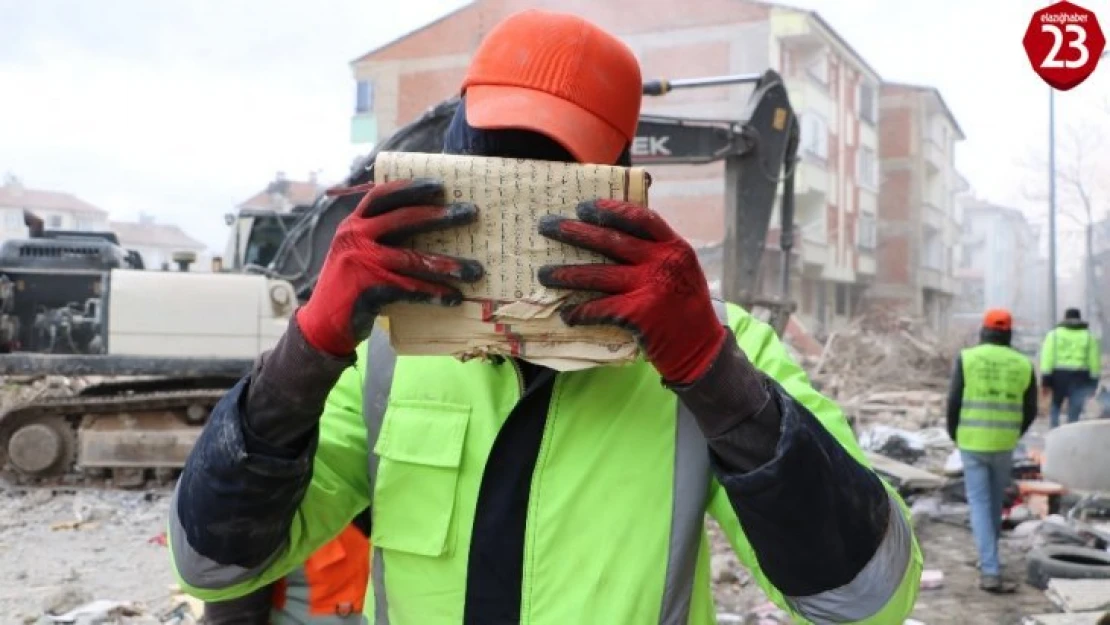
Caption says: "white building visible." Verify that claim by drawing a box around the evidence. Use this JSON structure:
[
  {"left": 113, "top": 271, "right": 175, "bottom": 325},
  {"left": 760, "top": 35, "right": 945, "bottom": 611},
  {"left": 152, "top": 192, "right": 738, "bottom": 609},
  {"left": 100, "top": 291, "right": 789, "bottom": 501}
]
[
  {"left": 110, "top": 215, "right": 210, "bottom": 272},
  {"left": 0, "top": 175, "right": 110, "bottom": 242},
  {"left": 954, "top": 197, "right": 1047, "bottom": 338}
]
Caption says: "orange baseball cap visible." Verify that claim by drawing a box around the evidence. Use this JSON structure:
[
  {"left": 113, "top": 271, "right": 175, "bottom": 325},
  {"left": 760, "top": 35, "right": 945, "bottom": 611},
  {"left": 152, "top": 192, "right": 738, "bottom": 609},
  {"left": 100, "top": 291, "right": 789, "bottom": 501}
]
[
  {"left": 460, "top": 9, "right": 642, "bottom": 165},
  {"left": 983, "top": 308, "right": 1013, "bottom": 331}
]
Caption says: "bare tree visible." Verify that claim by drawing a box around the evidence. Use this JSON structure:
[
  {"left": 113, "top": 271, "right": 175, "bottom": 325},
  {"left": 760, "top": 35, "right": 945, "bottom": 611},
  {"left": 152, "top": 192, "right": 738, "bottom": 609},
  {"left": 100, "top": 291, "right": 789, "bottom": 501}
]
[{"left": 1020, "top": 122, "right": 1110, "bottom": 331}]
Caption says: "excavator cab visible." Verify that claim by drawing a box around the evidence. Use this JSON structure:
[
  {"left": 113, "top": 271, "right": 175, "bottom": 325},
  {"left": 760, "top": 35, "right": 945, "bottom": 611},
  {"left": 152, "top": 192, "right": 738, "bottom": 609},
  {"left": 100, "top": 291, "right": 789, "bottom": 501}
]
[{"left": 222, "top": 208, "right": 303, "bottom": 273}]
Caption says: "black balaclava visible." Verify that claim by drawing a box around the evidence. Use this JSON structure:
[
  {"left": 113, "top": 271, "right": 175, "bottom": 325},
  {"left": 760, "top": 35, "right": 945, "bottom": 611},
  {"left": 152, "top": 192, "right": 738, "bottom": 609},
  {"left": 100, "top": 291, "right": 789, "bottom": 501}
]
[
  {"left": 979, "top": 327, "right": 1012, "bottom": 346},
  {"left": 442, "top": 96, "right": 632, "bottom": 167}
]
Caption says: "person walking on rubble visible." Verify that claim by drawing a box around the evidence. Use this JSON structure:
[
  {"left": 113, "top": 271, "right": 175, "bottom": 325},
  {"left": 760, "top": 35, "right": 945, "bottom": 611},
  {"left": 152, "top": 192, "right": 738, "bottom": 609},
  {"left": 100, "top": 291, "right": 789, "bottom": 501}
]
[
  {"left": 200, "top": 510, "right": 371, "bottom": 624},
  {"left": 945, "top": 308, "right": 1037, "bottom": 593},
  {"left": 167, "top": 9, "right": 922, "bottom": 624},
  {"left": 1040, "top": 307, "right": 1101, "bottom": 428}
]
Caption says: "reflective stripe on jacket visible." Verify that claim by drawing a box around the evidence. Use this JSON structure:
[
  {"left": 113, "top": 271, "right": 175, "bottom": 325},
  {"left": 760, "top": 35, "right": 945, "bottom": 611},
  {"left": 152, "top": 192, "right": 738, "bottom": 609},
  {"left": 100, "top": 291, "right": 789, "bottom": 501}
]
[
  {"left": 957, "top": 343, "right": 1034, "bottom": 452},
  {"left": 272, "top": 523, "right": 371, "bottom": 624}
]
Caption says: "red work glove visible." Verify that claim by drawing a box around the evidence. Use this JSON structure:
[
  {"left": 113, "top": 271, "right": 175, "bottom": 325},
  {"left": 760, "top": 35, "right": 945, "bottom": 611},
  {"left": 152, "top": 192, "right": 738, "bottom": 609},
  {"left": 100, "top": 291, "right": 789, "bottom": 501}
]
[
  {"left": 536, "top": 199, "right": 727, "bottom": 385},
  {"left": 296, "top": 179, "right": 483, "bottom": 356}
]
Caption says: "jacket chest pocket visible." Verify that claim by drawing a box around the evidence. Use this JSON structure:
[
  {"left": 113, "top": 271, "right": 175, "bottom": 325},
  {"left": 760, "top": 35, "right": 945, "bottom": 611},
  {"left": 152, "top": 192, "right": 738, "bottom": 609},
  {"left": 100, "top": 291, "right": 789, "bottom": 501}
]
[{"left": 371, "top": 399, "right": 471, "bottom": 558}]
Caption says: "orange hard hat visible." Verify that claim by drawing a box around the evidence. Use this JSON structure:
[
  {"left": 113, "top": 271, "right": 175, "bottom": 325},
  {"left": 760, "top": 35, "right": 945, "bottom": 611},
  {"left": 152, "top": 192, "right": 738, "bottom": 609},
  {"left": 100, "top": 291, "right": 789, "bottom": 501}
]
[
  {"left": 460, "top": 9, "right": 643, "bottom": 165},
  {"left": 983, "top": 308, "right": 1013, "bottom": 331}
]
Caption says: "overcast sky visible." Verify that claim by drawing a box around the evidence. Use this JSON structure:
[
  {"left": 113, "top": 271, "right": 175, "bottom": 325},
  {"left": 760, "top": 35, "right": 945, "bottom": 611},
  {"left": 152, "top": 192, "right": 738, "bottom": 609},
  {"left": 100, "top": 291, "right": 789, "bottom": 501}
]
[{"left": 1, "top": 0, "right": 1108, "bottom": 260}]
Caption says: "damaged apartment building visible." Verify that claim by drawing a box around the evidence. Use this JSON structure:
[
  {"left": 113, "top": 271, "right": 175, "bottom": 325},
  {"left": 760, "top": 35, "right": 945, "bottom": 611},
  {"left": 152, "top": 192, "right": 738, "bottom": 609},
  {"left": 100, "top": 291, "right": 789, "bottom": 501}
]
[{"left": 346, "top": 0, "right": 965, "bottom": 336}]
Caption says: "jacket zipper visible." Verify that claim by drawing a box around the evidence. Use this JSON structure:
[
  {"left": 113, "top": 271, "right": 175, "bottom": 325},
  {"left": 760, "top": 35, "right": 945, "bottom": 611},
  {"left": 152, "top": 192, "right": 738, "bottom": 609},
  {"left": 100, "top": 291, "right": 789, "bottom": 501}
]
[{"left": 509, "top": 358, "right": 525, "bottom": 397}]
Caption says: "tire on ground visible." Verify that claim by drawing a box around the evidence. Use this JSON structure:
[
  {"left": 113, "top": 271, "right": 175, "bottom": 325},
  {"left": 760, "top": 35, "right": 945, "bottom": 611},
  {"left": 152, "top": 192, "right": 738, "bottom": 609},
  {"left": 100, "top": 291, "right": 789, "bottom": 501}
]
[{"left": 1026, "top": 545, "right": 1110, "bottom": 590}]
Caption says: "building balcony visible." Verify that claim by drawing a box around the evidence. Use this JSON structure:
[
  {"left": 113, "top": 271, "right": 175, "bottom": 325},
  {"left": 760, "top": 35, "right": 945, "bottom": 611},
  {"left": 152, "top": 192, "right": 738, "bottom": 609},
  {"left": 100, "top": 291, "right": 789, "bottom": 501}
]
[
  {"left": 920, "top": 267, "right": 942, "bottom": 291},
  {"left": 923, "top": 201, "right": 946, "bottom": 229},
  {"left": 857, "top": 249, "right": 876, "bottom": 275},
  {"left": 801, "top": 238, "right": 827, "bottom": 267},
  {"left": 925, "top": 139, "right": 945, "bottom": 175},
  {"left": 350, "top": 112, "right": 378, "bottom": 145},
  {"left": 920, "top": 267, "right": 959, "bottom": 295},
  {"left": 795, "top": 159, "right": 829, "bottom": 199},
  {"left": 774, "top": 11, "right": 826, "bottom": 50}
]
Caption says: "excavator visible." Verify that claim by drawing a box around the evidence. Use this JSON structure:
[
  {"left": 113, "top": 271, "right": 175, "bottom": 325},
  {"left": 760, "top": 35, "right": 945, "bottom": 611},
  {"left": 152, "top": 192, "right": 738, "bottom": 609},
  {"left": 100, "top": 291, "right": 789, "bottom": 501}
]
[{"left": 0, "top": 69, "right": 799, "bottom": 488}]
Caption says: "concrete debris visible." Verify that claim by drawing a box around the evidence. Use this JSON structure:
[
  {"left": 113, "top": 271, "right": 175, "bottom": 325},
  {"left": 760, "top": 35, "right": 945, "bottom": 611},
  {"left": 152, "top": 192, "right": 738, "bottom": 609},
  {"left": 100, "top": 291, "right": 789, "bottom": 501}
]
[
  {"left": 1023, "top": 612, "right": 1110, "bottom": 625},
  {"left": 45, "top": 599, "right": 144, "bottom": 624},
  {"left": 43, "top": 586, "right": 94, "bottom": 618},
  {"left": 711, "top": 553, "right": 742, "bottom": 585},
  {"left": 1047, "top": 579, "right": 1110, "bottom": 613},
  {"left": 920, "top": 570, "right": 945, "bottom": 590},
  {"left": 801, "top": 310, "right": 958, "bottom": 404}
]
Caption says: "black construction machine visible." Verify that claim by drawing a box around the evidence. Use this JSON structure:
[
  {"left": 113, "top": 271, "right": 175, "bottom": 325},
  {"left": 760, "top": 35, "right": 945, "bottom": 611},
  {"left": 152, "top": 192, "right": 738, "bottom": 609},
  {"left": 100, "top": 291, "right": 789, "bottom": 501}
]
[
  {"left": 0, "top": 211, "right": 145, "bottom": 355},
  {"left": 0, "top": 70, "right": 799, "bottom": 488}
]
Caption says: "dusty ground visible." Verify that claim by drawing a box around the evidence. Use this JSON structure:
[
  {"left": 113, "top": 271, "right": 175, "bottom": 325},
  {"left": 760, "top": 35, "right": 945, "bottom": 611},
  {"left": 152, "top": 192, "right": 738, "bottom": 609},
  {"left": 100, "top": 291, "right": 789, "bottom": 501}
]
[
  {"left": 0, "top": 481, "right": 1061, "bottom": 625},
  {"left": 0, "top": 486, "right": 175, "bottom": 624}
]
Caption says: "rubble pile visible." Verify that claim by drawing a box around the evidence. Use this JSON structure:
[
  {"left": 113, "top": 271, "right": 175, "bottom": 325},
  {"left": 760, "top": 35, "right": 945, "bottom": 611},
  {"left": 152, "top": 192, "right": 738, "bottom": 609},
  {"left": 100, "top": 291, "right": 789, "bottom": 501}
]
[
  {"left": 805, "top": 309, "right": 957, "bottom": 395},
  {"left": 799, "top": 309, "right": 960, "bottom": 431}
]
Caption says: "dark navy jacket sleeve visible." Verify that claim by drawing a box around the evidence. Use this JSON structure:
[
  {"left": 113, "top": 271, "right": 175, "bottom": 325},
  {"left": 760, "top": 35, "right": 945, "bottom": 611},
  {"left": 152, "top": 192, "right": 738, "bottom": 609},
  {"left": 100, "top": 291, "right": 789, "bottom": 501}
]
[
  {"left": 946, "top": 355, "right": 964, "bottom": 440},
  {"left": 173, "top": 317, "right": 353, "bottom": 570},
  {"left": 671, "top": 338, "right": 905, "bottom": 612}
]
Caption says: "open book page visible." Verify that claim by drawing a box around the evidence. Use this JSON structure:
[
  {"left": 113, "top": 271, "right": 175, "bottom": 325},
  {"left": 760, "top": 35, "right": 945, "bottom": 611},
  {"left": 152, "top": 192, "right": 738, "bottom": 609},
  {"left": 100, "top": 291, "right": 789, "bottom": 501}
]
[{"left": 374, "top": 151, "right": 651, "bottom": 370}]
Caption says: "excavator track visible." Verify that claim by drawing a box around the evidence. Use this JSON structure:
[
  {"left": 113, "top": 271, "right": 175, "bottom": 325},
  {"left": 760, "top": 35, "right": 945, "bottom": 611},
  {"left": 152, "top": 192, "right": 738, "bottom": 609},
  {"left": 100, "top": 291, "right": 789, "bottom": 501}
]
[{"left": 0, "top": 386, "right": 227, "bottom": 490}]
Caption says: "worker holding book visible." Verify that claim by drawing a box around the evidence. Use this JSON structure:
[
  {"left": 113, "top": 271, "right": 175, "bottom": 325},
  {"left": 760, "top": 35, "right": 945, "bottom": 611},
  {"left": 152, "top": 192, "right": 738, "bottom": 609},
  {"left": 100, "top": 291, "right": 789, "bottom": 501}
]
[{"left": 169, "top": 9, "right": 922, "bottom": 624}]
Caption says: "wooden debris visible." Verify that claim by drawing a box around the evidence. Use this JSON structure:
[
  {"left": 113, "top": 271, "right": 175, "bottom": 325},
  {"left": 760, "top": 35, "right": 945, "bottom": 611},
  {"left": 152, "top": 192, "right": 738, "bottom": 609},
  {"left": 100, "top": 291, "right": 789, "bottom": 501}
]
[{"left": 865, "top": 451, "right": 945, "bottom": 490}]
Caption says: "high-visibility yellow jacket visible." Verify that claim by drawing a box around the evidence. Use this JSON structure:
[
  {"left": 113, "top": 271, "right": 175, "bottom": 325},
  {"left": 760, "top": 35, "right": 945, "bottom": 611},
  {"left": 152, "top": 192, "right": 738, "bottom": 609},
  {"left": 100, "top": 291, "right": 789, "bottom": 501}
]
[
  {"left": 1040, "top": 324, "right": 1101, "bottom": 383},
  {"left": 956, "top": 343, "right": 1035, "bottom": 452},
  {"left": 169, "top": 300, "right": 922, "bottom": 625}
]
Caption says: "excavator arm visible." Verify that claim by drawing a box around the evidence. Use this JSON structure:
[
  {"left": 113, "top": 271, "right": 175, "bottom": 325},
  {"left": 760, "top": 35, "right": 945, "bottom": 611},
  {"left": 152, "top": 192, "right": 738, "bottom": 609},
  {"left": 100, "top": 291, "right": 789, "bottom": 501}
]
[{"left": 260, "top": 70, "right": 799, "bottom": 334}]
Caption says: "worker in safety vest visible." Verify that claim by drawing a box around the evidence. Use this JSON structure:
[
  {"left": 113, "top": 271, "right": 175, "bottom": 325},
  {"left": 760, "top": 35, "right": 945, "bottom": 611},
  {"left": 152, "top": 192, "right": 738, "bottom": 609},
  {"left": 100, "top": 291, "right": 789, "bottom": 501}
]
[
  {"left": 945, "top": 308, "right": 1037, "bottom": 593},
  {"left": 201, "top": 510, "right": 371, "bottom": 624},
  {"left": 169, "top": 10, "right": 922, "bottom": 624},
  {"left": 1040, "top": 307, "right": 1101, "bottom": 427}
]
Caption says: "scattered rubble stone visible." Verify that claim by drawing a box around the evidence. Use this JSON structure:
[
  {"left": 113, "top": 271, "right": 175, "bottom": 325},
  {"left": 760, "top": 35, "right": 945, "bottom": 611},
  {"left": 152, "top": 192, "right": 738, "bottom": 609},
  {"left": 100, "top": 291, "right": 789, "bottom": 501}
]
[{"left": 43, "top": 585, "right": 93, "bottom": 617}]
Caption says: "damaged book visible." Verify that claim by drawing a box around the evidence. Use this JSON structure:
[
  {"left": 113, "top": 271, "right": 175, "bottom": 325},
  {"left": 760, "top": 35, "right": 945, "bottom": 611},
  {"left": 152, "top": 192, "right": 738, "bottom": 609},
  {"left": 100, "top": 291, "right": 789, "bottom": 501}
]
[{"left": 374, "top": 150, "right": 653, "bottom": 371}]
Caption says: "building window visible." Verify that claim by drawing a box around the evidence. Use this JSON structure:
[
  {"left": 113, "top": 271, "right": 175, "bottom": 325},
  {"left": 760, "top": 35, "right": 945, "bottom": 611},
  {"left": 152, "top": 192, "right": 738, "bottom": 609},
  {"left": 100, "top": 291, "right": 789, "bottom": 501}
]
[
  {"left": 857, "top": 213, "right": 877, "bottom": 250},
  {"left": 805, "top": 55, "right": 828, "bottom": 86},
  {"left": 800, "top": 112, "right": 829, "bottom": 160},
  {"left": 355, "top": 80, "right": 374, "bottom": 114},
  {"left": 47, "top": 214, "right": 63, "bottom": 228},
  {"left": 858, "top": 82, "right": 878, "bottom": 125},
  {"left": 923, "top": 226, "right": 944, "bottom": 270},
  {"left": 3, "top": 209, "right": 22, "bottom": 229},
  {"left": 835, "top": 283, "right": 849, "bottom": 316},
  {"left": 857, "top": 146, "right": 878, "bottom": 189},
  {"left": 76, "top": 218, "right": 100, "bottom": 231}
]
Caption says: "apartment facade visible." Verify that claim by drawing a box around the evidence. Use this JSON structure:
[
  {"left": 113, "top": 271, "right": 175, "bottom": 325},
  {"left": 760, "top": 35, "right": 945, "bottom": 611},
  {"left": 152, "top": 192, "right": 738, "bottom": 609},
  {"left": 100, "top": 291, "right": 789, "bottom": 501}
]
[
  {"left": 0, "top": 175, "right": 110, "bottom": 242},
  {"left": 871, "top": 83, "right": 965, "bottom": 331},
  {"left": 348, "top": 0, "right": 881, "bottom": 333},
  {"left": 952, "top": 198, "right": 1047, "bottom": 342}
]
